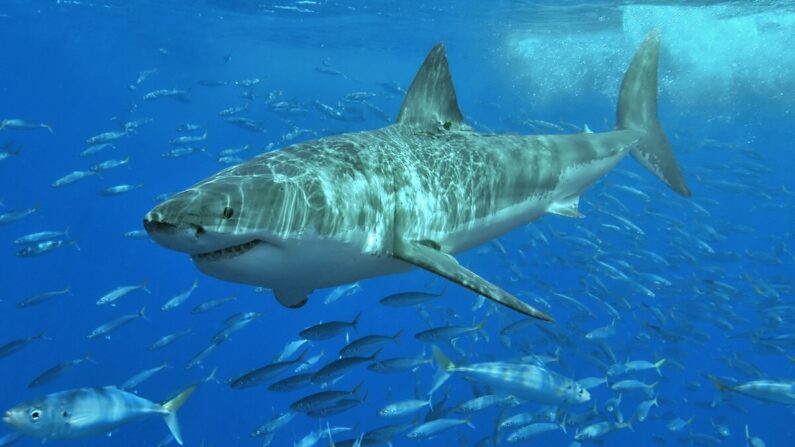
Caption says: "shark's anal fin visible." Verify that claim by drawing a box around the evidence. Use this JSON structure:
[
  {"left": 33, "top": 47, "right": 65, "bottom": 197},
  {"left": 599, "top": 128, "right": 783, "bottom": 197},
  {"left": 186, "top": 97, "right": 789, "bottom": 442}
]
[
  {"left": 274, "top": 289, "right": 309, "bottom": 309},
  {"left": 392, "top": 240, "right": 554, "bottom": 322},
  {"left": 548, "top": 196, "right": 584, "bottom": 219}
]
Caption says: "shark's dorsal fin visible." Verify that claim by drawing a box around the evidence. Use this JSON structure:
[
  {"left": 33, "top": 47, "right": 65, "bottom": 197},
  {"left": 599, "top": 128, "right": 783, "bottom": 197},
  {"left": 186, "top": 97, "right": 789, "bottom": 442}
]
[
  {"left": 397, "top": 43, "right": 465, "bottom": 128},
  {"left": 392, "top": 239, "right": 553, "bottom": 322}
]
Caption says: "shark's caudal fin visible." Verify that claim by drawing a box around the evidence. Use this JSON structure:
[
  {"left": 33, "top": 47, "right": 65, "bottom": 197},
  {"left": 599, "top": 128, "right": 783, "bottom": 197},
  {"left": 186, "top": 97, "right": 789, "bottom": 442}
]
[
  {"left": 617, "top": 30, "right": 691, "bottom": 197},
  {"left": 397, "top": 43, "right": 465, "bottom": 129}
]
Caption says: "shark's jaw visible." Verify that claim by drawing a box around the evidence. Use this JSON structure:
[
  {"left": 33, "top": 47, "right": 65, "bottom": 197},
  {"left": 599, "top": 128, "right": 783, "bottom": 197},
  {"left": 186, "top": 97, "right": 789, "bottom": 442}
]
[
  {"left": 191, "top": 239, "right": 266, "bottom": 262},
  {"left": 144, "top": 213, "right": 409, "bottom": 292}
]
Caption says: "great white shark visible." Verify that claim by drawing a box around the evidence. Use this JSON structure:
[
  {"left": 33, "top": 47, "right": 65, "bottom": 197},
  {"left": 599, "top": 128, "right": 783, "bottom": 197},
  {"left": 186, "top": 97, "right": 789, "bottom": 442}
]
[{"left": 144, "top": 30, "right": 690, "bottom": 322}]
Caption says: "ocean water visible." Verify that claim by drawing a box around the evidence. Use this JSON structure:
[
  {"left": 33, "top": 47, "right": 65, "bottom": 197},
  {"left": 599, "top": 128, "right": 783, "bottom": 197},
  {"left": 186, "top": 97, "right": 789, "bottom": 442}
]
[{"left": 1, "top": 1, "right": 793, "bottom": 446}]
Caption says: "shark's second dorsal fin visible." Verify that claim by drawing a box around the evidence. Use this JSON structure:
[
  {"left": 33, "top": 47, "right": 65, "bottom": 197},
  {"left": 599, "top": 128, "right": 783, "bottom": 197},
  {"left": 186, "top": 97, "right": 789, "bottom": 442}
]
[{"left": 397, "top": 43, "right": 465, "bottom": 128}]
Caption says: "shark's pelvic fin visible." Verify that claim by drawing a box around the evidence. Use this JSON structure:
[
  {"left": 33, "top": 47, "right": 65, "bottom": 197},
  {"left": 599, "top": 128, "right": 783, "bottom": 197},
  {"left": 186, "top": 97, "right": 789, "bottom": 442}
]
[
  {"left": 617, "top": 29, "right": 691, "bottom": 197},
  {"left": 392, "top": 239, "right": 554, "bottom": 322},
  {"left": 397, "top": 43, "right": 465, "bottom": 128},
  {"left": 274, "top": 289, "right": 309, "bottom": 309}
]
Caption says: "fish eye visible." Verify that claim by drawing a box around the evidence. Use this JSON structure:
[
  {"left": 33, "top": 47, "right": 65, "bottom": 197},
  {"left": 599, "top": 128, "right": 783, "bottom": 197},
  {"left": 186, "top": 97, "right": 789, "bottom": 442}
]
[
  {"left": 222, "top": 206, "right": 234, "bottom": 219},
  {"left": 30, "top": 409, "right": 41, "bottom": 421}
]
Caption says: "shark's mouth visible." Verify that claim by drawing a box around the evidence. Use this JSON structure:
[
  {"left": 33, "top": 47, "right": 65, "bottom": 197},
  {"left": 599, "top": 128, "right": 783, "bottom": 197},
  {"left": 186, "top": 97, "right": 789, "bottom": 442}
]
[{"left": 192, "top": 239, "right": 264, "bottom": 262}]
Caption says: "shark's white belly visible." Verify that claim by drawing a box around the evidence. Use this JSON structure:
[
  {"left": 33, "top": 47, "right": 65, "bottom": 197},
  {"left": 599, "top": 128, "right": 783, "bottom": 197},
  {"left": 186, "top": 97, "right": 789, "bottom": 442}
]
[{"left": 193, "top": 230, "right": 410, "bottom": 292}]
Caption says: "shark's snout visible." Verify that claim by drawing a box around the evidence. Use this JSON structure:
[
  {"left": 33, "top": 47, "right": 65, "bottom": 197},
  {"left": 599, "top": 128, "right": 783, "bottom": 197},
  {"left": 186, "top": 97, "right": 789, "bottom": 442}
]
[{"left": 143, "top": 210, "right": 207, "bottom": 254}]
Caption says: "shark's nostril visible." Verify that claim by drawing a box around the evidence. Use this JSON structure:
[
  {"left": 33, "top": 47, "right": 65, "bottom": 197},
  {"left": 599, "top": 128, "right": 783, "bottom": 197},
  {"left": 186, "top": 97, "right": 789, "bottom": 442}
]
[{"left": 195, "top": 226, "right": 205, "bottom": 236}]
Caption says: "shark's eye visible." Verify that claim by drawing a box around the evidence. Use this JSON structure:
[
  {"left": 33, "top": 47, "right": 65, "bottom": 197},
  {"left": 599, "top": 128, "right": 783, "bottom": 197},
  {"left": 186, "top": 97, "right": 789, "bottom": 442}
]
[
  {"left": 222, "top": 206, "right": 234, "bottom": 219},
  {"left": 30, "top": 409, "right": 41, "bottom": 421}
]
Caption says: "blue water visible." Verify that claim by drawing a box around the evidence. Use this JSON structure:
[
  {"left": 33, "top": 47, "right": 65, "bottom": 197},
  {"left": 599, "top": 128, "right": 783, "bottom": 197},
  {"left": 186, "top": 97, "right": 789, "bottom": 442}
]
[{"left": 1, "top": 1, "right": 793, "bottom": 446}]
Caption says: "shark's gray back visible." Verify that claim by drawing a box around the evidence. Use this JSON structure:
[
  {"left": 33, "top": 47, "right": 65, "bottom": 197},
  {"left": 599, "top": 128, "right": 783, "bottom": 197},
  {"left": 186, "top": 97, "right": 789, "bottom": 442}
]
[{"left": 194, "top": 123, "right": 632, "bottom": 252}]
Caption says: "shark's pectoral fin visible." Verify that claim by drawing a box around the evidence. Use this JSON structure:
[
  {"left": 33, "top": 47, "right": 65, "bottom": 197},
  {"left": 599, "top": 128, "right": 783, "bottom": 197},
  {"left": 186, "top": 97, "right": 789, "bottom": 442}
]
[
  {"left": 274, "top": 289, "right": 309, "bottom": 309},
  {"left": 548, "top": 196, "right": 584, "bottom": 219},
  {"left": 392, "top": 240, "right": 554, "bottom": 322}
]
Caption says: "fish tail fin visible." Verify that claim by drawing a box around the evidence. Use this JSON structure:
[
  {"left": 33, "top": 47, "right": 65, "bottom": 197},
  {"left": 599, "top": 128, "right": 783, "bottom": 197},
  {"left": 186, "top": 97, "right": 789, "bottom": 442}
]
[
  {"left": 392, "top": 328, "right": 405, "bottom": 342},
  {"left": 464, "top": 415, "right": 476, "bottom": 430},
  {"left": 560, "top": 412, "right": 568, "bottom": 434},
  {"left": 705, "top": 374, "right": 730, "bottom": 393},
  {"left": 295, "top": 349, "right": 309, "bottom": 365},
  {"left": 204, "top": 367, "right": 219, "bottom": 384},
  {"left": 84, "top": 352, "right": 98, "bottom": 365},
  {"left": 369, "top": 348, "right": 384, "bottom": 361},
  {"left": 431, "top": 345, "right": 455, "bottom": 370},
  {"left": 351, "top": 311, "right": 362, "bottom": 332},
  {"left": 654, "top": 358, "right": 666, "bottom": 376},
  {"left": 45, "top": 124, "right": 54, "bottom": 134},
  {"left": 475, "top": 319, "right": 489, "bottom": 343},
  {"left": 351, "top": 381, "right": 364, "bottom": 396},
  {"left": 161, "top": 384, "right": 198, "bottom": 445},
  {"left": 138, "top": 307, "right": 149, "bottom": 321},
  {"left": 429, "top": 346, "right": 454, "bottom": 396},
  {"left": 63, "top": 225, "right": 71, "bottom": 239},
  {"left": 141, "top": 280, "right": 152, "bottom": 294},
  {"left": 36, "top": 330, "right": 50, "bottom": 341},
  {"left": 616, "top": 29, "right": 690, "bottom": 197}
]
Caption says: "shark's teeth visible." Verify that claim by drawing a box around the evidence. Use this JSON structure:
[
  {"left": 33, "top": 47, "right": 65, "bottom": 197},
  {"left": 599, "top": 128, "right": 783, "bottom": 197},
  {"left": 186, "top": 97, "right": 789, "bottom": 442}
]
[{"left": 193, "top": 240, "right": 263, "bottom": 261}]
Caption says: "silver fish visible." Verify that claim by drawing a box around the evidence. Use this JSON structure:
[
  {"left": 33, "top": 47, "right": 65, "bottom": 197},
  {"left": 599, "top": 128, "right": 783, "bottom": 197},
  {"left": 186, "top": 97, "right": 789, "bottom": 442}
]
[
  {"left": 0, "top": 119, "right": 52, "bottom": 133},
  {"left": 2, "top": 384, "right": 196, "bottom": 444},
  {"left": 161, "top": 280, "right": 198, "bottom": 311},
  {"left": 16, "top": 287, "right": 72, "bottom": 308},
  {"left": 148, "top": 328, "right": 192, "bottom": 351},
  {"left": 0, "top": 205, "right": 39, "bottom": 226},
  {"left": 120, "top": 362, "right": 170, "bottom": 391},
  {"left": 16, "top": 240, "right": 78, "bottom": 257},
  {"left": 86, "top": 308, "right": 146, "bottom": 339},
  {"left": 28, "top": 354, "right": 93, "bottom": 388},
  {"left": 98, "top": 184, "right": 143, "bottom": 196},
  {"left": 96, "top": 282, "right": 150, "bottom": 306},
  {"left": 299, "top": 312, "right": 361, "bottom": 340},
  {"left": 86, "top": 130, "right": 127, "bottom": 145},
  {"left": 0, "top": 331, "right": 48, "bottom": 359}
]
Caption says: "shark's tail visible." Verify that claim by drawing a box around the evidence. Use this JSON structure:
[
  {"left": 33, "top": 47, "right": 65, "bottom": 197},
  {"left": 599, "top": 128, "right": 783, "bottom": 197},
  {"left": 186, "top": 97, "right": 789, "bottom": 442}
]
[{"left": 617, "top": 30, "right": 691, "bottom": 197}]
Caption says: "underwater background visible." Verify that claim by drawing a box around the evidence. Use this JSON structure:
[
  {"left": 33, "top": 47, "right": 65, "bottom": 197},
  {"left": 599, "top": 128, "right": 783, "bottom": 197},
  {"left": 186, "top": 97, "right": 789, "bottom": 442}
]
[{"left": 1, "top": 0, "right": 793, "bottom": 445}]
